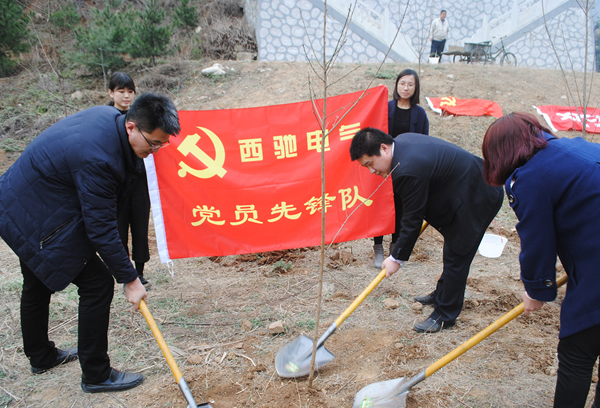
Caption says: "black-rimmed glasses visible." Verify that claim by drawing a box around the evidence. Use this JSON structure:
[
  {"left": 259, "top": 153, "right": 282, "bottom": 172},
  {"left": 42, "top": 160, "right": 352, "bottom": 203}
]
[{"left": 136, "top": 124, "right": 170, "bottom": 150}]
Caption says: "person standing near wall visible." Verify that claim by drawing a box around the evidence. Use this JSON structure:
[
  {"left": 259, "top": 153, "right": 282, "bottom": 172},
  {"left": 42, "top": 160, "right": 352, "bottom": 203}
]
[{"left": 429, "top": 10, "right": 450, "bottom": 62}]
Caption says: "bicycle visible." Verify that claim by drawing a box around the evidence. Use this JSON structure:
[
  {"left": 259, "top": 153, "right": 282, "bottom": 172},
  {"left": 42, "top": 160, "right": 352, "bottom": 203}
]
[{"left": 471, "top": 36, "right": 517, "bottom": 66}]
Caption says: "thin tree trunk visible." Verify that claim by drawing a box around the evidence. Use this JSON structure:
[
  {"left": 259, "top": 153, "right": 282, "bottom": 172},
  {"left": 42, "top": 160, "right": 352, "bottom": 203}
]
[{"left": 308, "top": 0, "right": 329, "bottom": 388}]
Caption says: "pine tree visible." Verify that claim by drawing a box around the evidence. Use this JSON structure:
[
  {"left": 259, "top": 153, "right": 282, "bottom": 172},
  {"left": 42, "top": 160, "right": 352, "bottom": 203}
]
[
  {"left": 173, "top": 0, "right": 199, "bottom": 31},
  {"left": 0, "top": 0, "right": 30, "bottom": 77},
  {"left": 49, "top": 2, "right": 80, "bottom": 31},
  {"left": 129, "top": 0, "right": 172, "bottom": 65},
  {"left": 72, "top": 0, "right": 132, "bottom": 79}
]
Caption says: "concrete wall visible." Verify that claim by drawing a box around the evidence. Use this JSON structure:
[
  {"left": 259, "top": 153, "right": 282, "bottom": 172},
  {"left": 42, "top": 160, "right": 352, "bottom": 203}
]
[{"left": 248, "top": 0, "right": 595, "bottom": 71}]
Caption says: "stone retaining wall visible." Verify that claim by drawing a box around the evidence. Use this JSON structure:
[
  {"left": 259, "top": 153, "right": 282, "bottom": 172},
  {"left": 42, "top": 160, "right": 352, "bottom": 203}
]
[{"left": 246, "top": 0, "right": 594, "bottom": 71}]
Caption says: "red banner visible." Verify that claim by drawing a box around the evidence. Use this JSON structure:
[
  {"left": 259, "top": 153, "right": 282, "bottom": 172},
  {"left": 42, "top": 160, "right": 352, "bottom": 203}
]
[
  {"left": 426, "top": 96, "right": 503, "bottom": 118},
  {"left": 146, "top": 86, "right": 394, "bottom": 261},
  {"left": 534, "top": 105, "right": 600, "bottom": 133}
]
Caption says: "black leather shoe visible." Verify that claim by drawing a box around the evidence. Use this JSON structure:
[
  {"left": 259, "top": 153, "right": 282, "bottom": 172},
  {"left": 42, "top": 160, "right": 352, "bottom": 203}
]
[
  {"left": 31, "top": 347, "right": 78, "bottom": 374},
  {"left": 414, "top": 291, "right": 436, "bottom": 306},
  {"left": 81, "top": 368, "right": 144, "bottom": 393},
  {"left": 414, "top": 317, "right": 455, "bottom": 333}
]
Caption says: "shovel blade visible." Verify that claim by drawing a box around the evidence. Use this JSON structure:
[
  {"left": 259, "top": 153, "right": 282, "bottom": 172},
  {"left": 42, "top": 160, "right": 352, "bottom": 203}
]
[
  {"left": 275, "top": 334, "right": 336, "bottom": 378},
  {"left": 352, "top": 377, "right": 408, "bottom": 408}
]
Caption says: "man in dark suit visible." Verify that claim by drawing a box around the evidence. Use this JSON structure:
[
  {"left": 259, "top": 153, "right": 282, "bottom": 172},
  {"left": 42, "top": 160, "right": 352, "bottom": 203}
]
[{"left": 350, "top": 127, "right": 503, "bottom": 333}]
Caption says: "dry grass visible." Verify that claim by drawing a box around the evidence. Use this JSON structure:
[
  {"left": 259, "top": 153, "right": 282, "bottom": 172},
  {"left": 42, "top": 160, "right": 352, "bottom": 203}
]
[
  {"left": 199, "top": 0, "right": 257, "bottom": 60},
  {"left": 1, "top": 61, "right": 600, "bottom": 407},
  {"left": 0, "top": 224, "right": 587, "bottom": 407}
]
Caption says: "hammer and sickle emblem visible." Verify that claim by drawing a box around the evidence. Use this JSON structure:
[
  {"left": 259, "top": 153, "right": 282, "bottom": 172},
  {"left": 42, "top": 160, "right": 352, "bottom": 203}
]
[
  {"left": 440, "top": 96, "right": 457, "bottom": 107},
  {"left": 177, "top": 127, "right": 227, "bottom": 179}
]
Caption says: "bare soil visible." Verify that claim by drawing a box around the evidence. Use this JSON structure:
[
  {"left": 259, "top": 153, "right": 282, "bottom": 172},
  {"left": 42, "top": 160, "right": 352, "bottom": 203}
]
[{"left": 0, "top": 60, "right": 598, "bottom": 407}]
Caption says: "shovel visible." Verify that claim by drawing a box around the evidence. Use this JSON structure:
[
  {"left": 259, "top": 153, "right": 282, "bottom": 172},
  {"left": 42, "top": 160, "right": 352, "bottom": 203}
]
[
  {"left": 352, "top": 273, "right": 568, "bottom": 408},
  {"left": 139, "top": 299, "right": 214, "bottom": 408},
  {"left": 276, "top": 222, "right": 429, "bottom": 378}
]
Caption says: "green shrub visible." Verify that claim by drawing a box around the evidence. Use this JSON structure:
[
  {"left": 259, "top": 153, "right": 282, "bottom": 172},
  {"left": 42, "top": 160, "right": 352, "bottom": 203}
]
[
  {"left": 129, "top": 0, "right": 172, "bottom": 66},
  {"left": 0, "top": 0, "right": 30, "bottom": 77},
  {"left": 72, "top": 0, "right": 132, "bottom": 76},
  {"left": 49, "top": 2, "right": 80, "bottom": 31}
]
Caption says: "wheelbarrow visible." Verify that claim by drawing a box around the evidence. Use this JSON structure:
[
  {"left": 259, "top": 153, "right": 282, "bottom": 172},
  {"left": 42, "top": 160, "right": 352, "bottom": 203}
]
[{"left": 352, "top": 273, "right": 568, "bottom": 408}]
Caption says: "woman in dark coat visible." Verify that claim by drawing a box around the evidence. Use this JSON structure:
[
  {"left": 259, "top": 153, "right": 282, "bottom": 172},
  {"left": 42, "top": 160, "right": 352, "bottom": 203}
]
[
  {"left": 373, "top": 69, "right": 430, "bottom": 268},
  {"left": 108, "top": 72, "right": 151, "bottom": 289},
  {"left": 482, "top": 112, "right": 600, "bottom": 408}
]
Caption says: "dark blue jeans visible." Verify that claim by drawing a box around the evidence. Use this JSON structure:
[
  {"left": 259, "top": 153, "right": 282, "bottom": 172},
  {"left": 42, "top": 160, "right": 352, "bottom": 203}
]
[
  {"left": 554, "top": 323, "right": 600, "bottom": 408},
  {"left": 430, "top": 39, "right": 446, "bottom": 61},
  {"left": 20, "top": 255, "right": 114, "bottom": 383}
]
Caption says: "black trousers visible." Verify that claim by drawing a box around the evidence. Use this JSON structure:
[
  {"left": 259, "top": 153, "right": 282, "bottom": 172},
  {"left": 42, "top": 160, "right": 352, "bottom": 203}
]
[
  {"left": 374, "top": 192, "right": 402, "bottom": 245},
  {"left": 20, "top": 255, "right": 114, "bottom": 383},
  {"left": 428, "top": 238, "right": 480, "bottom": 322},
  {"left": 427, "top": 187, "right": 502, "bottom": 324},
  {"left": 118, "top": 172, "right": 150, "bottom": 265},
  {"left": 373, "top": 232, "right": 399, "bottom": 245},
  {"left": 554, "top": 323, "right": 600, "bottom": 408}
]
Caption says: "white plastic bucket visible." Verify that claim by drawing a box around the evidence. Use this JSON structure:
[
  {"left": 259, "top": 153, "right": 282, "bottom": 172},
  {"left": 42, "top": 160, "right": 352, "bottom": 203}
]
[
  {"left": 429, "top": 56, "right": 440, "bottom": 64},
  {"left": 478, "top": 233, "right": 508, "bottom": 258}
]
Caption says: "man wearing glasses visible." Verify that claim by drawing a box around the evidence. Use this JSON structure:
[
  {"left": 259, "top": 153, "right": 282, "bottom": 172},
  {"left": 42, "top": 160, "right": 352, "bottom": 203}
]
[
  {"left": 134, "top": 123, "right": 171, "bottom": 156},
  {"left": 0, "top": 93, "right": 179, "bottom": 393}
]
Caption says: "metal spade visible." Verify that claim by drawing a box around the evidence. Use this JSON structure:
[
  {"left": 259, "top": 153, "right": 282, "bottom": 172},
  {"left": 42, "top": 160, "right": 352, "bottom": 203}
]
[
  {"left": 276, "top": 268, "right": 387, "bottom": 378},
  {"left": 276, "top": 222, "right": 430, "bottom": 378}
]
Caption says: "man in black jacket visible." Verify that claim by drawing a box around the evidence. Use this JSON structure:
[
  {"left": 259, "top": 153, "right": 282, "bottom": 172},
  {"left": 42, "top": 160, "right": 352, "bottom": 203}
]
[
  {"left": 350, "top": 127, "right": 503, "bottom": 333},
  {"left": 0, "top": 93, "right": 180, "bottom": 392}
]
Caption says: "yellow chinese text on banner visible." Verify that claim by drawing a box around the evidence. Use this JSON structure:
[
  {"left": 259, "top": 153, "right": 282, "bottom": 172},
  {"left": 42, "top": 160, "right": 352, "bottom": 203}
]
[{"left": 146, "top": 85, "right": 394, "bottom": 261}]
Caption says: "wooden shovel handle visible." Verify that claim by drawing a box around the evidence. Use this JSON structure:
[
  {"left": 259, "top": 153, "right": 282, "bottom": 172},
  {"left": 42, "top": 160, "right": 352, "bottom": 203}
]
[
  {"left": 425, "top": 273, "right": 568, "bottom": 378},
  {"left": 334, "top": 269, "right": 387, "bottom": 326},
  {"left": 334, "top": 222, "right": 429, "bottom": 327},
  {"left": 139, "top": 299, "right": 183, "bottom": 383}
]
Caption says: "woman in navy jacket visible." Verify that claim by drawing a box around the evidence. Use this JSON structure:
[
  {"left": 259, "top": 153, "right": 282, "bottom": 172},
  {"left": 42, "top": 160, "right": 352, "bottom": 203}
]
[
  {"left": 482, "top": 112, "right": 600, "bottom": 408},
  {"left": 373, "top": 69, "right": 430, "bottom": 268}
]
